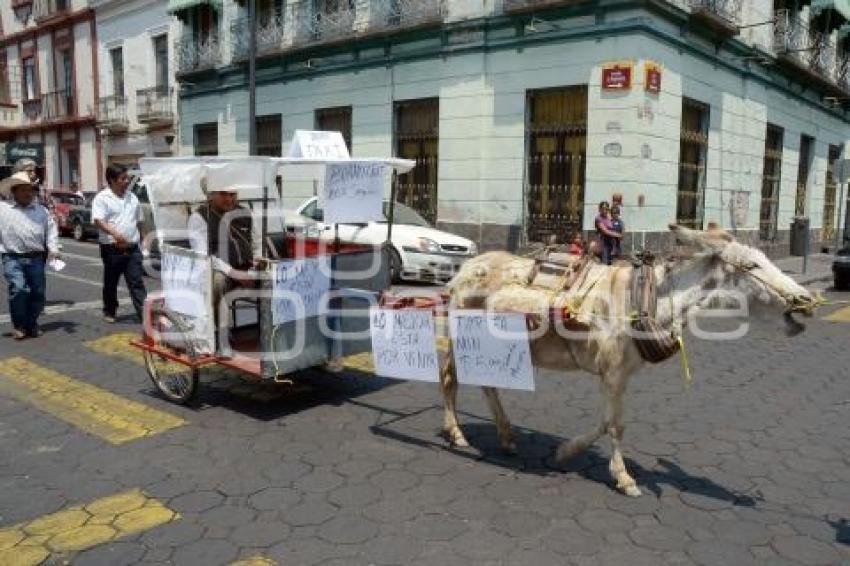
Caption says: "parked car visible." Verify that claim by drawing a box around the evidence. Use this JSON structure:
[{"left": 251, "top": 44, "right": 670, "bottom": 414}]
[
  {"left": 833, "top": 246, "right": 850, "bottom": 290},
  {"left": 67, "top": 190, "right": 99, "bottom": 241},
  {"left": 50, "top": 191, "right": 85, "bottom": 235},
  {"left": 295, "top": 196, "right": 477, "bottom": 282}
]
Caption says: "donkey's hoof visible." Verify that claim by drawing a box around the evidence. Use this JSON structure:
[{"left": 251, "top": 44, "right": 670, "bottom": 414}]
[
  {"left": 620, "top": 484, "right": 642, "bottom": 498},
  {"left": 444, "top": 428, "right": 470, "bottom": 448}
]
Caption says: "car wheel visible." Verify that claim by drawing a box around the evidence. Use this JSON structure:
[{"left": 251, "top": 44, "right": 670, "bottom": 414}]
[
  {"left": 73, "top": 221, "right": 86, "bottom": 242},
  {"left": 389, "top": 247, "right": 403, "bottom": 284}
]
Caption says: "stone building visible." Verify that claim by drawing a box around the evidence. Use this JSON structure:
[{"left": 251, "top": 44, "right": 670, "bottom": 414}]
[{"left": 172, "top": 0, "right": 850, "bottom": 254}]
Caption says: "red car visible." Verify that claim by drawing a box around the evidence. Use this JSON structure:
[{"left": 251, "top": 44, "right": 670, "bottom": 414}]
[{"left": 50, "top": 190, "right": 86, "bottom": 235}]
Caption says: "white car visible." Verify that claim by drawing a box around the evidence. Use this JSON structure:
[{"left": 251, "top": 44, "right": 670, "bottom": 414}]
[{"left": 296, "top": 196, "right": 477, "bottom": 283}]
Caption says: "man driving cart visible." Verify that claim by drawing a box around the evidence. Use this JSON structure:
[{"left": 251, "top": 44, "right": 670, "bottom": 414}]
[{"left": 187, "top": 179, "right": 260, "bottom": 348}]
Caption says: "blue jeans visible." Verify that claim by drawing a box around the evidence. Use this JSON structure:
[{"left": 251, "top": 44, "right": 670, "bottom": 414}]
[{"left": 2, "top": 254, "right": 47, "bottom": 333}]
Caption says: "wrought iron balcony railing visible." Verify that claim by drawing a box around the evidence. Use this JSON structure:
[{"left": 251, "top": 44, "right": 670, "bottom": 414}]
[
  {"left": 502, "top": 0, "right": 579, "bottom": 12},
  {"left": 773, "top": 9, "right": 814, "bottom": 66},
  {"left": 136, "top": 87, "right": 174, "bottom": 124},
  {"left": 837, "top": 55, "right": 850, "bottom": 91},
  {"left": 231, "top": 7, "right": 286, "bottom": 59},
  {"left": 810, "top": 35, "right": 837, "bottom": 78},
  {"left": 33, "top": 0, "right": 70, "bottom": 21},
  {"left": 42, "top": 89, "right": 75, "bottom": 121},
  {"left": 370, "top": 0, "right": 445, "bottom": 32},
  {"left": 97, "top": 96, "right": 128, "bottom": 130},
  {"left": 290, "top": 0, "right": 358, "bottom": 46},
  {"left": 175, "top": 33, "right": 222, "bottom": 74},
  {"left": 688, "top": 0, "right": 742, "bottom": 28}
]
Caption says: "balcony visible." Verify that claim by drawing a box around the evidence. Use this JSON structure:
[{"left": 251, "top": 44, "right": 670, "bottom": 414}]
[
  {"left": 688, "top": 0, "right": 742, "bottom": 37},
  {"left": 97, "top": 96, "right": 129, "bottom": 133},
  {"left": 231, "top": 7, "right": 286, "bottom": 59},
  {"left": 0, "top": 105, "right": 19, "bottom": 130},
  {"left": 837, "top": 55, "right": 850, "bottom": 92},
  {"left": 42, "top": 89, "right": 75, "bottom": 121},
  {"left": 502, "top": 0, "right": 585, "bottom": 13},
  {"left": 33, "top": 0, "right": 71, "bottom": 22},
  {"left": 136, "top": 87, "right": 175, "bottom": 127},
  {"left": 773, "top": 10, "right": 840, "bottom": 86},
  {"left": 290, "top": 0, "right": 358, "bottom": 46},
  {"left": 175, "top": 34, "right": 222, "bottom": 74},
  {"left": 370, "top": 0, "right": 445, "bottom": 33}
]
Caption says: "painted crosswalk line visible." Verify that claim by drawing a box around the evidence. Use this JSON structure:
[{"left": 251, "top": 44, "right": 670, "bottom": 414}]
[
  {"left": 230, "top": 557, "right": 276, "bottom": 566},
  {"left": 0, "top": 357, "right": 186, "bottom": 445},
  {"left": 0, "top": 489, "right": 177, "bottom": 566},
  {"left": 823, "top": 305, "right": 850, "bottom": 322}
]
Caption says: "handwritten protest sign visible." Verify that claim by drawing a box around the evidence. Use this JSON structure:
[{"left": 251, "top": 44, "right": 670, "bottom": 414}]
[
  {"left": 160, "top": 251, "right": 210, "bottom": 319},
  {"left": 287, "top": 130, "right": 350, "bottom": 160},
  {"left": 272, "top": 257, "right": 331, "bottom": 325},
  {"left": 449, "top": 310, "right": 535, "bottom": 391},
  {"left": 321, "top": 162, "right": 385, "bottom": 224},
  {"left": 370, "top": 307, "right": 440, "bottom": 382}
]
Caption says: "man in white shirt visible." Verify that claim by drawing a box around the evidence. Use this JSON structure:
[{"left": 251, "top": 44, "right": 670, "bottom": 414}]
[
  {"left": 0, "top": 172, "right": 60, "bottom": 339},
  {"left": 91, "top": 164, "right": 148, "bottom": 323},
  {"left": 188, "top": 187, "right": 257, "bottom": 335}
]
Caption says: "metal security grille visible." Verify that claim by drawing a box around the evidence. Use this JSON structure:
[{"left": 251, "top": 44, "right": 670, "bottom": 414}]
[
  {"left": 759, "top": 124, "right": 784, "bottom": 241},
  {"left": 193, "top": 123, "right": 218, "bottom": 156},
  {"left": 525, "top": 86, "right": 588, "bottom": 244},
  {"left": 677, "top": 98, "right": 710, "bottom": 230},
  {"left": 796, "top": 134, "right": 814, "bottom": 216},
  {"left": 256, "top": 114, "right": 282, "bottom": 157},
  {"left": 394, "top": 98, "right": 439, "bottom": 224},
  {"left": 315, "top": 106, "right": 352, "bottom": 153},
  {"left": 822, "top": 144, "right": 842, "bottom": 243}
]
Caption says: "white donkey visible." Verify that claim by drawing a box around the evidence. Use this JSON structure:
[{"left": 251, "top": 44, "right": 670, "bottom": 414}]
[{"left": 440, "top": 224, "right": 816, "bottom": 496}]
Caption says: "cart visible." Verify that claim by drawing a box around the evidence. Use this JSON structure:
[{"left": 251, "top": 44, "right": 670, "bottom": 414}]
[{"left": 130, "top": 154, "right": 415, "bottom": 404}]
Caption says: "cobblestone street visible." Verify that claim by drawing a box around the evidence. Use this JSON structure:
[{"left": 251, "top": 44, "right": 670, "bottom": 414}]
[{"left": 0, "top": 240, "right": 847, "bottom": 565}]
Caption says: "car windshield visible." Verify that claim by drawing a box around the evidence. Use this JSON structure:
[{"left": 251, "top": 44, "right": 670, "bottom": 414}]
[{"left": 381, "top": 201, "right": 430, "bottom": 227}]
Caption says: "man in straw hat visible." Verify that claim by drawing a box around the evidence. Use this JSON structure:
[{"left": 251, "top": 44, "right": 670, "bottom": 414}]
[{"left": 0, "top": 172, "right": 60, "bottom": 339}]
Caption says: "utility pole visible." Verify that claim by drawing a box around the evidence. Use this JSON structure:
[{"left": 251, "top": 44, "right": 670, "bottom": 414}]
[{"left": 248, "top": 0, "right": 257, "bottom": 155}]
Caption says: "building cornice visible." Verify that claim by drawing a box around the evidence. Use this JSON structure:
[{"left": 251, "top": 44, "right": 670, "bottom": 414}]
[{"left": 0, "top": 7, "right": 95, "bottom": 49}]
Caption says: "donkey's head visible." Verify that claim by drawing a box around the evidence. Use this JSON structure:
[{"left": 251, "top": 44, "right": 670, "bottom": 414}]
[{"left": 668, "top": 224, "right": 816, "bottom": 335}]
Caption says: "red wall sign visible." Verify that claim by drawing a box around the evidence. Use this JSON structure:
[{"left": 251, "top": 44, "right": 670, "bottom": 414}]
[
  {"left": 645, "top": 66, "right": 662, "bottom": 94},
  {"left": 602, "top": 65, "right": 632, "bottom": 90}
]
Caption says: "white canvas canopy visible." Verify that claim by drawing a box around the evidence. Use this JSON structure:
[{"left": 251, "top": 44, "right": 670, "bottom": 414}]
[{"left": 138, "top": 155, "right": 415, "bottom": 249}]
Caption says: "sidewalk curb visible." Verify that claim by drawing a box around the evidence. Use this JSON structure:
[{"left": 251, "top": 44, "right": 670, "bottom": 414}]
[{"left": 795, "top": 273, "right": 832, "bottom": 286}]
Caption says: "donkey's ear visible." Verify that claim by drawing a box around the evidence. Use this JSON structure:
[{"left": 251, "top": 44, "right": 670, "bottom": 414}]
[
  {"left": 705, "top": 222, "right": 734, "bottom": 242},
  {"left": 669, "top": 224, "right": 705, "bottom": 248}
]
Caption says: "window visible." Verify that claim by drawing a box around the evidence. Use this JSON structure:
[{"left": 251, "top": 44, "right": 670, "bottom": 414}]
[
  {"left": 394, "top": 98, "right": 439, "bottom": 224},
  {"left": 0, "top": 55, "right": 10, "bottom": 104},
  {"left": 153, "top": 35, "right": 169, "bottom": 91},
  {"left": 315, "top": 106, "right": 352, "bottom": 153},
  {"left": 677, "top": 98, "right": 710, "bottom": 230},
  {"left": 255, "top": 114, "right": 282, "bottom": 157},
  {"left": 193, "top": 122, "right": 218, "bottom": 156},
  {"left": 822, "top": 144, "right": 842, "bottom": 244},
  {"left": 110, "top": 47, "right": 124, "bottom": 98},
  {"left": 796, "top": 134, "right": 814, "bottom": 216},
  {"left": 22, "top": 57, "right": 37, "bottom": 100},
  {"left": 759, "top": 124, "right": 784, "bottom": 241},
  {"left": 525, "top": 86, "right": 588, "bottom": 243}
]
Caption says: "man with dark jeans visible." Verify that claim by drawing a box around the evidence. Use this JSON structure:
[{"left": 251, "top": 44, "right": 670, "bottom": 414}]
[
  {"left": 92, "top": 165, "right": 148, "bottom": 322},
  {"left": 0, "top": 172, "right": 60, "bottom": 339}
]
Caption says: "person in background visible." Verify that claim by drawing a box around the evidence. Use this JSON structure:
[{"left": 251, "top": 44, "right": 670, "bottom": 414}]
[
  {"left": 594, "top": 201, "right": 622, "bottom": 265},
  {"left": 568, "top": 232, "right": 585, "bottom": 255},
  {"left": 610, "top": 205, "right": 625, "bottom": 260},
  {"left": 92, "top": 164, "right": 148, "bottom": 323},
  {"left": 0, "top": 172, "right": 60, "bottom": 339},
  {"left": 12, "top": 158, "right": 54, "bottom": 216}
]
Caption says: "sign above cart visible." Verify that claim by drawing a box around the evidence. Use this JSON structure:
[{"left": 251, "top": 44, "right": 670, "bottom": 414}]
[
  {"left": 287, "top": 130, "right": 350, "bottom": 160},
  {"left": 321, "top": 162, "right": 387, "bottom": 224}
]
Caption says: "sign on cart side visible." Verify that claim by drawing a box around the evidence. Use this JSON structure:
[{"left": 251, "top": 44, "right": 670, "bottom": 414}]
[
  {"left": 449, "top": 310, "right": 535, "bottom": 391},
  {"left": 370, "top": 307, "right": 440, "bottom": 382},
  {"left": 272, "top": 257, "right": 331, "bottom": 325}
]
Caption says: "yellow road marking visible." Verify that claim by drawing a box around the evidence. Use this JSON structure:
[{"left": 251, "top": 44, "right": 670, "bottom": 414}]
[
  {"left": 0, "top": 357, "right": 185, "bottom": 445},
  {"left": 230, "top": 558, "right": 276, "bottom": 566},
  {"left": 0, "top": 489, "right": 177, "bottom": 566},
  {"left": 823, "top": 305, "right": 850, "bottom": 322}
]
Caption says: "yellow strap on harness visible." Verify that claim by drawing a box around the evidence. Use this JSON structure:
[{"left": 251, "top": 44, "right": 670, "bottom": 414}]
[{"left": 677, "top": 335, "right": 692, "bottom": 389}]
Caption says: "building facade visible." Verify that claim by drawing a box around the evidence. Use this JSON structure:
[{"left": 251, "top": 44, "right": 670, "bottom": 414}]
[
  {"left": 0, "top": 0, "right": 100, "bottom": 191},
  {"left": 93, "top": 0, "right": 180, "bottom": 168},
  {"left": 173, "top": 0, "right": 850, "bottom": 254}
]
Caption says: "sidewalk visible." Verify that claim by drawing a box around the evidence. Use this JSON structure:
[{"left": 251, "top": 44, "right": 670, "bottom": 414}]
[{"left": 773, "top": 253, "right": 833, "bottom": 285}]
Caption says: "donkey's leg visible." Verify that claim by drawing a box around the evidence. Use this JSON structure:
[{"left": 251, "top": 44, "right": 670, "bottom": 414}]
[
  {"left": 440, "top": 346, "right": 469, "bottom": 447},
  {"left": 604, "top": 379, "right": 641, "bottom": 497},
  {"left": 555, "top": 379, "right": 608, "bottom": 464},
  {"left": 482, "top": 387, "right": 516, "bottom": 454}
]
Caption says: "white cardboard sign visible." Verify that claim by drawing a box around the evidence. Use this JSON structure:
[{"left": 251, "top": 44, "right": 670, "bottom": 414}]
[
  {"left": 449, "top": 310, "right": 535, "bottom": 391},
  {"left": 161, "top": 252, "right": 210, "bottom": 320},
  {"left": 287, "top": 130, "right": 350, "bottom": 160},
  {"left": 321, "top": 162, "right": 386, "bottom": 224},
  {"left": 370, "top": 307, "right": 440, "bottom": 382},
  {"left": 272, "top": 257, "right": 331, "bottom": 325}
]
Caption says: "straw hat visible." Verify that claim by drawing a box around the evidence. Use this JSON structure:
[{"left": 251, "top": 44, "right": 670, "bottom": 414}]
[{"left": 0, "top": 171, "right": 34, "bottom": 199}]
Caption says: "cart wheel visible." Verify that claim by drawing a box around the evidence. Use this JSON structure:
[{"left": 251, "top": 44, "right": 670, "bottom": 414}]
[{"left": 144, "top": 306, "right": 200, "bottom": 405}]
